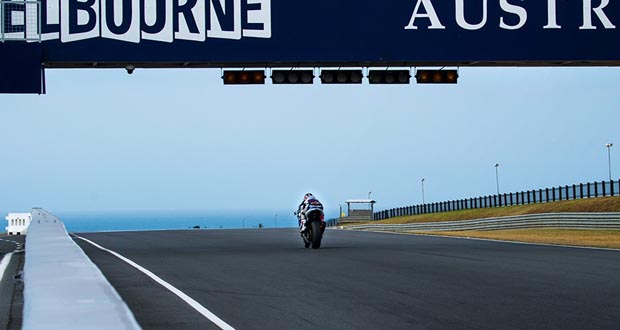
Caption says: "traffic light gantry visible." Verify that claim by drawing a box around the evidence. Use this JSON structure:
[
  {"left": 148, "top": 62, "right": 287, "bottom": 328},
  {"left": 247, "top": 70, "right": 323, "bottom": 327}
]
[{"left": 221, "top": 68, "right": 458, "bottom": 85}]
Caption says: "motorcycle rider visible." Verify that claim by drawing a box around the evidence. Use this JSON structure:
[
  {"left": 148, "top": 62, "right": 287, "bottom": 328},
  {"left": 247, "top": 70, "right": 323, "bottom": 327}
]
[{"left": 297, "top": 193, "right": 323, "bottom": 232}]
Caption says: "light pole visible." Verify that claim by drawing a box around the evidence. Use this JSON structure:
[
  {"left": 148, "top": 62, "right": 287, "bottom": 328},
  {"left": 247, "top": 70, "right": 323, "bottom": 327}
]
[
  {"left": 606, "top": 143, "right": 613, "bottom": 181},
  {"left": 421, "top": 178, "right": 425, "bottom": 204},
  {"left": 274, "top": 214, "right": 278, "bottom": 228},
  {"left": 494, "top": 163, "right": 500, "bottom": 195},
  {"left": 368, "top": 191, "right": 372, "bottom": 199}
]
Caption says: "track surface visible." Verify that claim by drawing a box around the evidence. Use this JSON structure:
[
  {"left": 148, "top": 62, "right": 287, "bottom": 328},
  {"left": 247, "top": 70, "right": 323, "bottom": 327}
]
[
  {"left": 0, "top": 236, "right": 23, "bottom": 257},
  {"left": 74, "top": 229, "right": 620, "bottom": 330}
]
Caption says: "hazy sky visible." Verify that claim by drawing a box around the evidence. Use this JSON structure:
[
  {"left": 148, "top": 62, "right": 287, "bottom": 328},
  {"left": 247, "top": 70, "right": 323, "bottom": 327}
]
[{"left": 1, "top": 67, "right": 618, "bottom": 213}]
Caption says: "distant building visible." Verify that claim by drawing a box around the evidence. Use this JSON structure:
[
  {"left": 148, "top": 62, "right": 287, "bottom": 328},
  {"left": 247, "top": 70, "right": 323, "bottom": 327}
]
[
  {"left": 5, "top": 212, "right": 32, "bottom": 235},
  {"left": 340, "top": 199, "right": 376, "bottom": 223}
]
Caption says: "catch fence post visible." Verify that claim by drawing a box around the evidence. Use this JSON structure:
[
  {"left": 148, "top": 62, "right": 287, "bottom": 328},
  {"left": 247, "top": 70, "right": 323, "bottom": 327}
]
[
  {"left": 603, "top": 181, "right": 607, "bottom": 197},
  {"left": 594, "top": 181, "right": 598, "bottom": 197},
  {"left": 545, "top": 188, "right": 549, "bottom": 203},
  {"left": 587, "top": 183, "right": 591, "bottom": 198},
  {"left": 611, "top": 180, "right": 615, "bottom": 196},
  {"left": 538, "top": 189, "right": 542, "bottom": 203},
  {"left": 527, "top": 191, "right": 530, "bottom": 204},
  {"left": 510, "top": 193, "right": 513, "bottom": 206},
  {"left": 572, "top": 185, "right": 576, "bottom": 200},
  {"left": 565, "top": 185, "right": 570, "bottom": 199},
  {"left": 579, "top": 183, "right": 583, "bottom": 199}
]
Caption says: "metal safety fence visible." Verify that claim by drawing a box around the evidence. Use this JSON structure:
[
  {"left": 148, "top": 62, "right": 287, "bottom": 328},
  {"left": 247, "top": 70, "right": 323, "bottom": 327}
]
[
  {"left": 353, "top": 213, "right": 620, "bottom": 232},
  {"left": 1, "top": 0, "right": 40, "bottom": 42},
  {"left": 375, "top": 180, "right": 620, "bottom": 221}
]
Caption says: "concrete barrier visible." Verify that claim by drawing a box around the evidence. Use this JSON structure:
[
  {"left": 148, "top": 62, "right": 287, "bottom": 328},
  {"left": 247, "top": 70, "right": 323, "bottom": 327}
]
[
  {"left": 344, "top": 213, "right": 620, "bottom": 232},
  {"left": 23, "top": 208, "right": 140, "bottom": 330}
]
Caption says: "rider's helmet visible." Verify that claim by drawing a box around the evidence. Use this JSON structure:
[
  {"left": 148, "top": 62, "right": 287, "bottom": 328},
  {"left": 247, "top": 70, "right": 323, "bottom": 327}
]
[{"left": 304, "top": 193, "right": 314, "bottom": 200}]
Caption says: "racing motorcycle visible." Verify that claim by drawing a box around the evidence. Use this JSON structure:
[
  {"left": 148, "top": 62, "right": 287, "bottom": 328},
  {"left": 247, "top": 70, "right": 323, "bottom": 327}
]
[{"left": 295, "top": 207, "right": 326, "bottom": 249}]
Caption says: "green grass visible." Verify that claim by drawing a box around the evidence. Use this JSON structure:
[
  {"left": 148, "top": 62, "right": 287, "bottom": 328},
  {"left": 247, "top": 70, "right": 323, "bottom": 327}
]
[{"left": 360, "top": 196, "right": 620, "bottom": 225}]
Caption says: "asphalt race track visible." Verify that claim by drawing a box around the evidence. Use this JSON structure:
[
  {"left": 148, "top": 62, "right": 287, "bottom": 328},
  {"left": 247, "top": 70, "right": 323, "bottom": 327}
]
[
  {"left": 0, "top": 237, "right": 23, "bottom": 258},
  {"left": 73, "top": 229, "right": 620, "bottom": 330}
]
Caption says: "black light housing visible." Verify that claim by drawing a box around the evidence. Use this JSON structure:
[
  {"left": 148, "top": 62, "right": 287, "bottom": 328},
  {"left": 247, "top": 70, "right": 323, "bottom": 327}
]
[
  {"left": 271, "top": 70, "right": 314, "bottom": 84},
  {"left": 368, "top": 70, "right": 411, "bottom": 84},
  {"left": 415, "top": 70, "right": 458, "bottom": 84},
  {"left": 222, "top": 70, "right": 265, "bottom": 85},
  {"left": 320, "top": 69, "right": 363, "bottom": 84}
]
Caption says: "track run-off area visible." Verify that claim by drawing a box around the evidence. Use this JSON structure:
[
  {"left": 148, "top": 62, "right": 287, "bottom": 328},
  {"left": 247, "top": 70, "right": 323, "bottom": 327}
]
[{"left": 72, "top": 229, "right": 619, "bottom": 330}]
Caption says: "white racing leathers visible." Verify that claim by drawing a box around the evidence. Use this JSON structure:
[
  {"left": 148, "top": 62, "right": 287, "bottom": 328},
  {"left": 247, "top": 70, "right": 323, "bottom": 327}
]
[{"left": 298, "top": 198, "right": 324, "bottom": 232}]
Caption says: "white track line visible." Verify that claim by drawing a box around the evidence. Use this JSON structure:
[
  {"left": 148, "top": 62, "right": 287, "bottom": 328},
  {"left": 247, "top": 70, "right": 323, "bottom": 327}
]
[
  {"left": 0, "top": 253, "right": 14, "bottom": 284},
  {"left": 74, "top": 235, "right": 235, "bottom": 330}
]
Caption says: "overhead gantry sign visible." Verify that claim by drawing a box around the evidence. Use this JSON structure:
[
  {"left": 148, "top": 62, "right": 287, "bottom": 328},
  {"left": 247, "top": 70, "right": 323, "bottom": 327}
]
[{"left": 1, "top": 0, "right": 620, "bottom": 93}]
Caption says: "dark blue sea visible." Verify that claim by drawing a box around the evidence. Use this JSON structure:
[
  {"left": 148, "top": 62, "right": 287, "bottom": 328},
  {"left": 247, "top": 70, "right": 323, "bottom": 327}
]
[
  {"left": 2, "top": 208, "right": 340, "bottom": 233},
  {"left": 50, "top": 210, "right": 303, "bottom": 233}
]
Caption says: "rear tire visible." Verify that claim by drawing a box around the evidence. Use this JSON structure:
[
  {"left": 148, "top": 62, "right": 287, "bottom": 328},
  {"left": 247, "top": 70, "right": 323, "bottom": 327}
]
[{"left": 310, "top": 221, "right": 322, "bottom": 249}]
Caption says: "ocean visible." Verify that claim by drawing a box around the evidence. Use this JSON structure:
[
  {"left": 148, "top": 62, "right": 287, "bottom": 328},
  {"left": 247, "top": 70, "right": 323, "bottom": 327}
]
[
  {"left": 2, "top": 208, "right": 340, "bottom": 233},
  {"left": 53, "top": 210, "right": 306, "bottom": 232}
]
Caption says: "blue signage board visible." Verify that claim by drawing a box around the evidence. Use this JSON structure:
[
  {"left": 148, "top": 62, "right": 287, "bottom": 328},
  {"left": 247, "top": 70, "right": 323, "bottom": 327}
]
[{"left": 1, "top": 0, "right": 620, "bottom": 66}]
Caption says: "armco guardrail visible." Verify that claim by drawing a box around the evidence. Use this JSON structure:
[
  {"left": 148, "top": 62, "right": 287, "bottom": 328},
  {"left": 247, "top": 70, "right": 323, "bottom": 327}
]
[{"left": 346, "top": 213, "right": 620, "bottom": 232}]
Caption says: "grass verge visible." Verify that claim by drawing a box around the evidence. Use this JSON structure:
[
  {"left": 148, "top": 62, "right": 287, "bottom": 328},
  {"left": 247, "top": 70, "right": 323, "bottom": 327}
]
[
  {"left": 409, "top": 229, "right": 620, "bottom": 249},
  {"left": 363, "top": 196, "right": 620, "bottom": 225}
]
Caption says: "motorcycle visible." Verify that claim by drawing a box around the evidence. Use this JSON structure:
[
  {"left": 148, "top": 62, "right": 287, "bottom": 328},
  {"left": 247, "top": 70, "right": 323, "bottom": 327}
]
[{"left": 295, "top": 208, "right": 326, "bottom": 249}]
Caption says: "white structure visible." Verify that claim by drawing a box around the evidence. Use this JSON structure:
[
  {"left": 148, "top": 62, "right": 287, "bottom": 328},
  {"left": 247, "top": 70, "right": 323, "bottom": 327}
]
[{"left": 6, "top": 212, "right": 33, "bottom": 235}]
